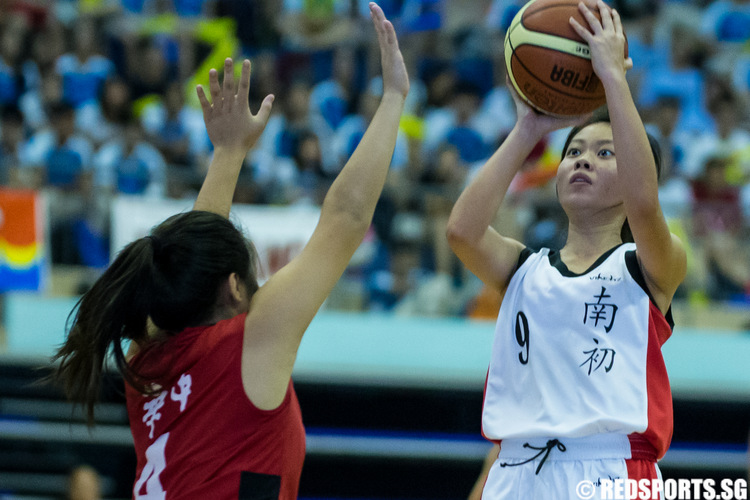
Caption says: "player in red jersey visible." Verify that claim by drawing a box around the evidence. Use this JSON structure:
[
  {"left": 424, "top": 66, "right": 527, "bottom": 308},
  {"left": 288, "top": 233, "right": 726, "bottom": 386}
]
[{"left": 51, "top": 3, "right": 408, "bottom": 498}]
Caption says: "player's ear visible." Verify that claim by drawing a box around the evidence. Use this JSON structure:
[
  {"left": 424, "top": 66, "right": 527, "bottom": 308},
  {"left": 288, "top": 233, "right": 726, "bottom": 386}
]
[{"left": 227, "top": 273, "right": 244, "bottom": 303}]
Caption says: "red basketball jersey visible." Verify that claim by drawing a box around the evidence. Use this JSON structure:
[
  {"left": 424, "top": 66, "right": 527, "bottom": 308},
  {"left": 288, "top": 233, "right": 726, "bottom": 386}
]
[{"left": 126, "top": 313, "right": 306, "bottom": 499}]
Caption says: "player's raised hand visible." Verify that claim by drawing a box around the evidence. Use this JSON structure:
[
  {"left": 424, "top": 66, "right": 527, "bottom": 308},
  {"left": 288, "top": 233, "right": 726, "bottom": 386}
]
[
  {"left": 570, "top": 0, "right": 632, "bottom": 85},
  {"left": 370, "top": 2, "right": 409, "bottom": 99},
  {"left": 507, "top": 75, "right": 591, "bottom": 137},
  {"left": 196, "top": 58, "right": 274, "bottom": 154}
]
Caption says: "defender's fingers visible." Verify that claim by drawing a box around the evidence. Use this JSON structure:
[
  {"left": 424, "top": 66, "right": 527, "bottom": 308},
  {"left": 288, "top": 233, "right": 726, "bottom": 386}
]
[
  {"left": 371, "top": 3, "right": 397, "bottom": 50},
  {"left": 222, "top": 58, "right": 235, "bottom": 99},
  {"left": 238, "top": 59, "right": 251, "bottom": 106},
  {"left": 383, "top": 19, "right": 397, "bottom": 46},
  {"left": 369, "top": 2, "right": 385, "bottom": 25},
  {"left": 208, "top": 68, "right": 221, "bottom": 103},
  {"left": 196, "top": 85, "right": 211, "bottom": 116},
  {"left": 254, "top": 94, "right": 275, "bottom": 123},
  {"left": 370, "top": 3, "right": 386, "bottom": 40}
]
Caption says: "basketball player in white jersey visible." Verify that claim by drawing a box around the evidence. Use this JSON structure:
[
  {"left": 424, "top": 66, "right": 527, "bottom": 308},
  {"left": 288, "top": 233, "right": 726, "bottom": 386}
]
[{"left": 447, "top": 1, "right": 687, "bottom": 498}]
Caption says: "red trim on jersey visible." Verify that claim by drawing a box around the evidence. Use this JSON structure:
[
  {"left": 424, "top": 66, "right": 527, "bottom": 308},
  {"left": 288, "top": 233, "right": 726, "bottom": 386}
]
[
  {"left": 632, "top": 301, "right": 674, "bottom": 460},
  {"left": 626, "top": 459, "right": 661, "bottom": 499},
  {"left": 627, "top": 433, "right": 658, "bottom": 461}
]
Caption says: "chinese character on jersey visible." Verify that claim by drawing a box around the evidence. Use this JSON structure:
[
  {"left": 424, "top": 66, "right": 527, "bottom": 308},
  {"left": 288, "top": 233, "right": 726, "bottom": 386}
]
[
  {"left": 583, "top": 286, "right": 618, "bottom": 333},
  {"left": 143, "top": 391, "right": 167, "bottom": 439},
  {"left": 170, "top": 373, "right": 192, "bottom": 412},
  {"left": 579, "top": 338, "right": 616, "bottom": 375}
]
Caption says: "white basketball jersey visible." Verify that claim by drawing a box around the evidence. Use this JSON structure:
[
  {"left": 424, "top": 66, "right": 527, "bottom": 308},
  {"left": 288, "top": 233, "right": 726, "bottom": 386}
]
[{"left": 482, "top": 243, "right": 673, "bottom": 453}]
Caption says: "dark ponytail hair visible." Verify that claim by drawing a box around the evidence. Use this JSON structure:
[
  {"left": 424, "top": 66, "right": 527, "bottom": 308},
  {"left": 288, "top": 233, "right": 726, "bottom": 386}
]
[
  {"left": 560, "top": 107, "right": 662, "bottom": 243},
  {"left": 52, "top": 211, "right": 259, "bottom": 426}
]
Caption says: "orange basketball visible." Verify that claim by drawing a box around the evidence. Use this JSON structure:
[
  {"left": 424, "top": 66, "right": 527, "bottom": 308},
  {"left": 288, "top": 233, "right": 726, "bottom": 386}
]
[{"left": 504, "top": 0, "right": 627, "bottom": 116}]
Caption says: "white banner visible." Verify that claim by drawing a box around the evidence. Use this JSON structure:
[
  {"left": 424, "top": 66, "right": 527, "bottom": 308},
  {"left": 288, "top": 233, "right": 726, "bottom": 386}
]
[{"left": 111, "top": 196, "right": 320, "bottom": 282}]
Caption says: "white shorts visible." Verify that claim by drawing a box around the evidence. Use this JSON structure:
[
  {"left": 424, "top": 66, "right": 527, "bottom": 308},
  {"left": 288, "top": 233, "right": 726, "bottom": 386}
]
[{"left": 481, "top": 434, "right": 662, "bottom": 500}]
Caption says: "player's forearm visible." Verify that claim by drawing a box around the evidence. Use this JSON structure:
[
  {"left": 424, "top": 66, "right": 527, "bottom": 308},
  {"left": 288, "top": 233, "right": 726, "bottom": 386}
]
[
  {"left": 603, "top": 75, "right": 660, "bottom": 218},
  {"left": 193, "top": 147, "right": 247, "bottom": 218},
  {"left": 320, "top": 91, "right": 405, "bottom": 230},
  {"left": 447, "top": 124, "right": 542, "bottom": 244}
]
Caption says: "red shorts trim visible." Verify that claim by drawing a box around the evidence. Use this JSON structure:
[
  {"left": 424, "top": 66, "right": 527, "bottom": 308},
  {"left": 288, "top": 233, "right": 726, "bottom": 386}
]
[{"left": 626, "top": 458, "right": 661, "bottom": 500}]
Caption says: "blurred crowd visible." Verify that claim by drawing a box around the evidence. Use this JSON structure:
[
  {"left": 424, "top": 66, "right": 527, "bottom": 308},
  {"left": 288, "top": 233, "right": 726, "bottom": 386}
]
[{"left": 0, "top": 0, "right": 749, "bottom": 316}]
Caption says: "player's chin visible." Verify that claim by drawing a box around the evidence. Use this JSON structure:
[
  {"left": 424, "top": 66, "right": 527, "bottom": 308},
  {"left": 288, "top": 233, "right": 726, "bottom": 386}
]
[{"left": 558, "top": 189, "right": 598, "bottom": 209}]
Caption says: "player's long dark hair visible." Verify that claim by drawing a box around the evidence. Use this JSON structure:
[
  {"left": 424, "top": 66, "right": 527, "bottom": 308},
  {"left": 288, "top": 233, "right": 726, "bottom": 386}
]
[
  {"left": 51, "top": 211, "right": 259, "bottom": 426},
  {"left": 560, "top": 108, "right": 662, "bottom": 243}
]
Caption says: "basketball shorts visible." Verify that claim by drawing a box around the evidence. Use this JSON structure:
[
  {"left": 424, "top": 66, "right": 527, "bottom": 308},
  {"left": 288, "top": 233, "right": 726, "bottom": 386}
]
[{"left": 481, "top": 434, "right": 662, "bottom": 500}]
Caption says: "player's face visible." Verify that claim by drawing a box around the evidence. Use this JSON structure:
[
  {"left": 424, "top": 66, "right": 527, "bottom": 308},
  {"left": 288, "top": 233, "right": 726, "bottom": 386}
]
[{"left": 556, "top": 122, "right": 623, "bottom": 212}]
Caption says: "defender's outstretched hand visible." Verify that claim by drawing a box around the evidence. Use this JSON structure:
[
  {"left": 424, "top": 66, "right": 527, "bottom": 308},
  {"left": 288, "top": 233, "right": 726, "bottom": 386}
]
[
  {"left": 196, "top": 58, "right": 274, "bottom": 154},
  {"left": 370, "top": 2, "right": 409, "bottom": 99},
  {"left": 193, "top": 58, "right": 274, "bottom": 216},
  {"left": 238, "top": 2, "right": 409, "bottom": 412}
]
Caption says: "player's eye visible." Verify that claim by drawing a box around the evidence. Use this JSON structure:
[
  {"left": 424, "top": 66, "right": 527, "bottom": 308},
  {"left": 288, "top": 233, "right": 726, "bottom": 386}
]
[
  {"left": 598, "top": 149, "right": 614, "bottom": 158},
  {"left": 566, "top": 148, "right": 581, "bottom": 157}
]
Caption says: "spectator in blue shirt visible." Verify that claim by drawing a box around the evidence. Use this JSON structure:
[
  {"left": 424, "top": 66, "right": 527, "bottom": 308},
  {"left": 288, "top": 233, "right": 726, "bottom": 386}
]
[
  {"left": 55, "top": 17, "right": 114, "bottom": 108},
  {"left": 93, "top": 116, "right": 166, "bottom": 197},
  {"left": 19, "top": 102, "right": 93, "bottom": 189},
  {"left": 141, "top": 80, "right": 209, "bottom": 167},
  {"left": 0, "top": 14, "right": 28, "bottom": 106}
]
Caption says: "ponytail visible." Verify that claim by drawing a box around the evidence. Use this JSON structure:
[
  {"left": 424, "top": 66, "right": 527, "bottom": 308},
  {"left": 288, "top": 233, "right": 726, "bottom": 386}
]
[
  {"left": 52, "top": 237, "right": 156, "bottom": 426},
  {"left": 51, "top": 210, "right": 258, "bottom": 426}
]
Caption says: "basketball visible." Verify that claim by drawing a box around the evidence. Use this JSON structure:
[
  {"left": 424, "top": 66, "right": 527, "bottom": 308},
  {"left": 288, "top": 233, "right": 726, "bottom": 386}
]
[{"left": 504, "top": 0, "right": 627, "bottom": 116}]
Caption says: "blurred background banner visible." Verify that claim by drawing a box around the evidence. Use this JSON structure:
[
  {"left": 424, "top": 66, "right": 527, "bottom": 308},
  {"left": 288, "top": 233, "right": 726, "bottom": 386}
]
[
  {"left": 0, "top": 187, "right": 47, "bottom": 292},
  {"left": 110, "top": 196, "right": 320, "bottom": 281}
]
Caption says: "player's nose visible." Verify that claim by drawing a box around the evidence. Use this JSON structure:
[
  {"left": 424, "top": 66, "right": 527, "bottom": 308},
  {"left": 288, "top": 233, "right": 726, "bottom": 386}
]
[{"left": 574, "top": 157, "right": 592, "bottom": 170}]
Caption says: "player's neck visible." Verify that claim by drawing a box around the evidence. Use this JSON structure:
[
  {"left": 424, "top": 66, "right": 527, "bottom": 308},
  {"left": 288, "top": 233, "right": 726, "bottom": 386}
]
[{"left": 560, "top": 222, "right": 623, "bottom": 271}]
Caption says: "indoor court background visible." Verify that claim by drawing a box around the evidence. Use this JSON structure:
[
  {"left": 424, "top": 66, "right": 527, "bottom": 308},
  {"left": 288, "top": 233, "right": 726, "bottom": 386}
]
[{"left": 1, "top": 0, "right": 749, "bottom": 498}]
